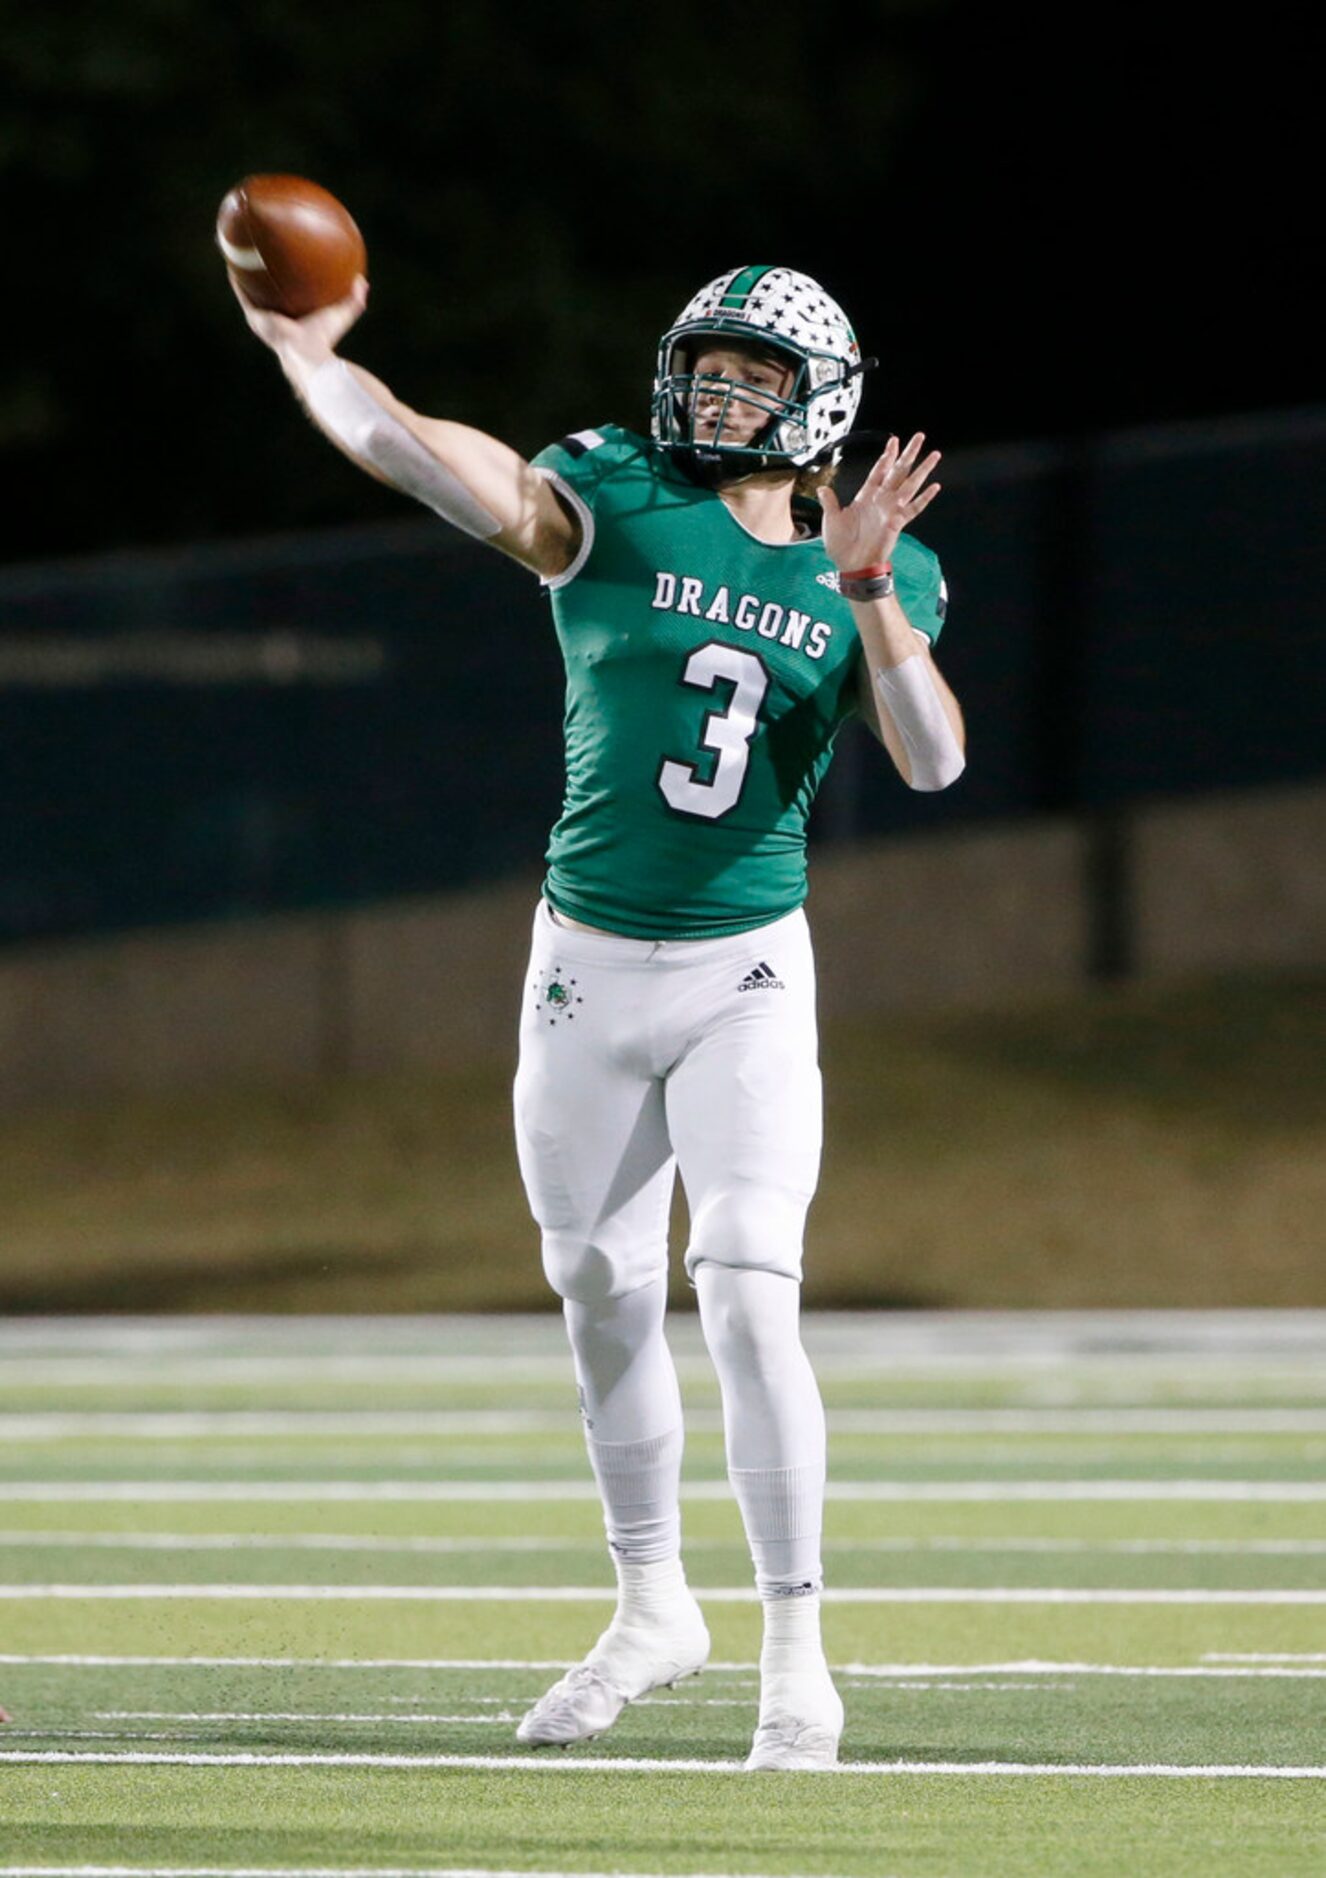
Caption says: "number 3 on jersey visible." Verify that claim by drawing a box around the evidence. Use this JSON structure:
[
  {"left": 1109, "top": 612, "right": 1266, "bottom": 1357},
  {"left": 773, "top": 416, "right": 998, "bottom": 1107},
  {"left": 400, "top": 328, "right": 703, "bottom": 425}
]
[{"left": 657, "top": 641, "right": 771, "bottom": 820}]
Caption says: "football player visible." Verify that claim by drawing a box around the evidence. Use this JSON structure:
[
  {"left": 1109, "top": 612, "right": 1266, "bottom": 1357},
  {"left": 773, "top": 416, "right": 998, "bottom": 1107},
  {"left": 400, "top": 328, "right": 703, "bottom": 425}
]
[{"left": 235, "top": 262, "right": 964, "bottom": 1770}]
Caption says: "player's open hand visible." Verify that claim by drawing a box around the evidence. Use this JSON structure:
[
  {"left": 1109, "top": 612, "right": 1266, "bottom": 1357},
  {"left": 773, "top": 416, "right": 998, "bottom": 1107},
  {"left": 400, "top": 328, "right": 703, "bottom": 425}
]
[
  {"left": 231, "top": 273, "right": 369, "bottom": 368},
  {"left": 819, "top": 433, "right": 941, "bottom": 573}
]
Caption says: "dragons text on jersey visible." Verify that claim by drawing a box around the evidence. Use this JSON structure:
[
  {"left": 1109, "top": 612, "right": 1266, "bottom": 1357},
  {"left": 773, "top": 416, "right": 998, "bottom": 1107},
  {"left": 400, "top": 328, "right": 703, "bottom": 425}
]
[{"left": 650, "top": 572, "right": 834, "bottom": 661}]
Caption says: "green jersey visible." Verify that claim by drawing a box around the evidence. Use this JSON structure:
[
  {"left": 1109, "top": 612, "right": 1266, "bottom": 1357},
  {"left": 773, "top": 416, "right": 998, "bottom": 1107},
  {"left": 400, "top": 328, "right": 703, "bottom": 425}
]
[{"left": 531, "top": 425, "right": 947, "bottom": 940}]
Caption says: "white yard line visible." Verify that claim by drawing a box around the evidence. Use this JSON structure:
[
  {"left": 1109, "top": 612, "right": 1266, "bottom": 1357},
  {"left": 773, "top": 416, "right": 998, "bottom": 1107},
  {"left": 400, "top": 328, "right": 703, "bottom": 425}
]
[
  {"left": 837, "top": 1667, "right": 1326, "bottom": 1682},
  {"left": 5, "top": 1652, "right": 1326, "bottom": 1678},
  {"left": 0, "top": 1748, "right": 1322, "bottom": 1776},
  {"left": 4, "top": 1530, "right": 1326, "bottom": 1557},
  {"left": 2, "top": 1306, "right": 1323, "bottom": 1354},
  {"left": 3, "top": 1479, "right": 1326, "bottom": 1502},
  {"left": 1204, "top": 1652, "right": 1326, "bottom": 1662},
  {"left": 76, "top": 1696, "right": 1048, "bottom": 1720},
  {"left": 0, "top": 1869, "right": 808, "bottom": 1878},
  {"left": 0, "top": 1868, "right": 825, "bottom": 1878},
  {"left": 873, "top": 1537, "right": 1326, "bottom": 1554},
  {"left": 0, "top": 1870, "right": 811, "bottom": 1878},
  {"left": 0, "top": 1532, "right": 587, "bottom": 1554},
  {"left": 0, "top": 1483, "right": 615, "bottom": 1504},
  {"left": 0, "top": 1373, "right": 552, "bottom": 1397},
  {"left": 0, "top": 1414, "right": 574, "bottom": 1438},
  {"left": 93, "top": 1712, "right": 519, "bottom": 1725},
  {"left": 0, "top": 1414, "right": 553, "bottom": 1438},
  {"left": 0, "top": 1482, "right": 610, "bottom": 1503},
  {"left": 0, "top": 1654, "right": 584, "bottom": 1669},
  {"left": 1, "top": 1584, "right": 1324, "bottom": 1604},
  {"left": 5, "top": 1408, "right": 1326, "bottom": 1435},
  {"left": 6, "top": 1371, "right": 1325, "bottom": 1407}
]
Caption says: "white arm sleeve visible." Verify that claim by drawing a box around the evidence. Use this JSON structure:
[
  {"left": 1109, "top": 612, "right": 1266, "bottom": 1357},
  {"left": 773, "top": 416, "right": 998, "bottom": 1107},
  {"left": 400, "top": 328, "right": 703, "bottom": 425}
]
[
  {"left": 303, "top": 358, "right": 501, "bottom": 540},
  {"left": 874, "top": 654, "right": 966, "bottom": 792}
]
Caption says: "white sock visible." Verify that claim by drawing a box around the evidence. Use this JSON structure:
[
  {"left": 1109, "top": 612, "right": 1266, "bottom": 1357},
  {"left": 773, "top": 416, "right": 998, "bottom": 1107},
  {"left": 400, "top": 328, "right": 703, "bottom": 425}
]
[
  {"left": 562, "top": 1280, "right": 685, "bottom": 1566},
  {"left": 727, "top": 1462, "right": 824, "bottom": 1596},
  {"left": 586, "top": 1426, "right": 684, "bottom": 1564}
]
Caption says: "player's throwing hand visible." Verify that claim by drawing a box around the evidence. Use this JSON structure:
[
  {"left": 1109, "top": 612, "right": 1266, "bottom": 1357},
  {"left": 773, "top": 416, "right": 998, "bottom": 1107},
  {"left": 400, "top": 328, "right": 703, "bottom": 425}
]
[
  {"left": 818, "top": 432, "right": 941, "bottom": 572},
  {"left": 230, "top": 273, "right": 369, "bottom": 367}
]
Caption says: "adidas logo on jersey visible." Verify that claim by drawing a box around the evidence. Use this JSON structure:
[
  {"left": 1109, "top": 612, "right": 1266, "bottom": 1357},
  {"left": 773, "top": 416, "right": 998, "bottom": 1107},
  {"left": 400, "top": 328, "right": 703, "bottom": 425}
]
[{"left": 737, "top": 961, "right": 785, "bottom": 993}]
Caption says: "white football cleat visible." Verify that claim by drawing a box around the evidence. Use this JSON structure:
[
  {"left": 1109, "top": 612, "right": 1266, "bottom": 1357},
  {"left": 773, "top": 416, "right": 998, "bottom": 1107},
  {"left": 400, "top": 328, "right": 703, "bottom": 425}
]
[
  {"left": 744, "top": 1673, "right": 844, "bottom": 1771},
  {"left": 516, "top": 1604, "right": 710, "bottom": 1748}
]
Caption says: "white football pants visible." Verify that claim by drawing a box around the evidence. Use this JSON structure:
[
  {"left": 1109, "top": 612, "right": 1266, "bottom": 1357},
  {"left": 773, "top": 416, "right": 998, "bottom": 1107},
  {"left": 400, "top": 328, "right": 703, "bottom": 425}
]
[
  {"left": 513, "top": 898, "right": 829, "bottom": 1590},
  {"left": 513, "top": 898, "right": 823, "bottom": 1304}
]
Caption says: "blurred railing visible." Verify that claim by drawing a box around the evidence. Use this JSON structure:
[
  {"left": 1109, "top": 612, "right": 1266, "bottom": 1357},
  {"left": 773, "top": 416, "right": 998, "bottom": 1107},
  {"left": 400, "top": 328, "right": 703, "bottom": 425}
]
[{"left": 2, "top": 404, "right": 1323, "bottom": 952}]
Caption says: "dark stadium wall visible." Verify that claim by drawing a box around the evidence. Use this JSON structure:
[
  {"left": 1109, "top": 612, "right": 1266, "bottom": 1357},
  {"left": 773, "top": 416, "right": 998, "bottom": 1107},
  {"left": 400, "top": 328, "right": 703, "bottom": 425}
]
[{"left": 0, "top": 407, "right": 1322, "bottom": 949}]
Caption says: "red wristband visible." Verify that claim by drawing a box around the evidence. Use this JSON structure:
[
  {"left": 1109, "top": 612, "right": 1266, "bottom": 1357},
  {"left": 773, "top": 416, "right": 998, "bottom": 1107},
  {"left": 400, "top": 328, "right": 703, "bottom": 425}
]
[{"left": 841, "top": 562, "right": 892, "bottom": 581}]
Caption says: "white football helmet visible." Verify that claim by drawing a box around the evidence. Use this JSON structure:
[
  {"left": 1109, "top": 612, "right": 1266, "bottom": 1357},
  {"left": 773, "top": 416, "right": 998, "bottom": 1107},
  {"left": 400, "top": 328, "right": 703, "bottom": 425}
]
[{"left": 651, "top": 264, "right": 872, "bottom": 475}]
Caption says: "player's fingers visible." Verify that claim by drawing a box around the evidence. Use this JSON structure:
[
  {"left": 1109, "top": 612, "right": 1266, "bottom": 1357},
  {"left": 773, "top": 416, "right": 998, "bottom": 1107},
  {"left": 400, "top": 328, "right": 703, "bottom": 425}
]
[
  {"left": 870, "top": 433, "right": 926, "bottom": 495},
  {"left": 228, "top": 277, "right": 295, "bottom": 343},
  {"left": 227, "top": 274, "right": 262, "bottom": 322},
  {"left": 818, "top": 483, "right": 841, "bottom": 515},
  {"left": 861, "top": 450, "right": 897, "bottom": 498},
  {"left": 866, "top": 436, "right": 900, "bottom": 481},
  {"left": 334, "top": 275, "right": 369, "bottom": 321},
  {"left": 905, "top": 480, "right": 942, "bottom": 515},
  {"left": 899, "top": 450, "right": 943, "bottom": 498},
  {"left": 310, "top": 286, "right": 361, "bottom": 329}
]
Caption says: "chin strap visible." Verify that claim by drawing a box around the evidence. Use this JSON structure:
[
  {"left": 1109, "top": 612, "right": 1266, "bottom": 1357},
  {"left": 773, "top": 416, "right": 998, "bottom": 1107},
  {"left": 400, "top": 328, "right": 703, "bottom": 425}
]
[{"left": 674, "top": 447, "right": 772, "bottom": 488}]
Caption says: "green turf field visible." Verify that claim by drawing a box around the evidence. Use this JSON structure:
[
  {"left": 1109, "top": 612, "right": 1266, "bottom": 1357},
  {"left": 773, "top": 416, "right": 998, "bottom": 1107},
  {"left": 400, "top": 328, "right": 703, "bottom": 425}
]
[{"left": 0, "top": 1313, "right": 1323, "bottom": 1876}]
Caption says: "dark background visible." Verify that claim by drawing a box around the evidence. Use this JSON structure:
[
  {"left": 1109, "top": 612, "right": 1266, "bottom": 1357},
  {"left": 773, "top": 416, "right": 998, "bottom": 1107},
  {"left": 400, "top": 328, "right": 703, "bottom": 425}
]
[
  {"left": 0, "top": 2, "right": 1322, "bottom": 949},
  {"left": 2, "top": 1, "right": 1319, "bottom": 562}
]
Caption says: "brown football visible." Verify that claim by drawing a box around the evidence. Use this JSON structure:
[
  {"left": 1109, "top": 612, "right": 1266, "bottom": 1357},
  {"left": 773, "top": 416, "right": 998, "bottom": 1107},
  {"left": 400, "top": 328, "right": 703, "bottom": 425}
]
[{"left": 216, "top": 175, "right": 366, "bottom": 317}]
